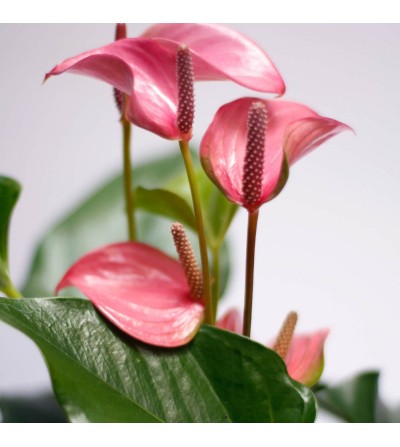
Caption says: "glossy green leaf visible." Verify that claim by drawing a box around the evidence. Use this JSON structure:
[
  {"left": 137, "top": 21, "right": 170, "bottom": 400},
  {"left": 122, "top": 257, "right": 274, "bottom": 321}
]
[
  {"left": 0, "top": 297, "right": 316, "bottom": 423},
  {"left": 0, "top": 393, "right": 66, "bottom": 423},
  {"left": 0, "top": 176, "right": 21, "bottom": 295},
  {"left": 134, "top": 187, "right": 196, "bottom": 230},
  {"left": 316, "top": 371, "right": 379, "bottom": 422}
]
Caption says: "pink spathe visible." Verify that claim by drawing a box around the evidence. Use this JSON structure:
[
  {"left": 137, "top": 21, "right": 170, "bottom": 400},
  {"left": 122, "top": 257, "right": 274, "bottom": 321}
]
[
  {"left": 45, "top": 24, "right": 285, "bottom": 140},
  {"left": 142, "top": 23, "right": 285, "bottom": 94},
  {"left": 56, "top": 242, "right": 205, "bottom": 347},
  {"left": 200, "top": 97, "right": 351, "bottom": 210},
  {"left": 284, "top": 329, "right": 329, "bottom": 387}
]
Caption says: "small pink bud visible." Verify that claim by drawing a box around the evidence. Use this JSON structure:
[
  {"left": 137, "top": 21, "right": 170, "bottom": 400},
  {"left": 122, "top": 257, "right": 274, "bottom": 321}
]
[
  {"left": 242, "top": 102, "right": 268, "bottom": 211},
  {"left": 176, "top": 46, "right": 195, "bottom": 140}
]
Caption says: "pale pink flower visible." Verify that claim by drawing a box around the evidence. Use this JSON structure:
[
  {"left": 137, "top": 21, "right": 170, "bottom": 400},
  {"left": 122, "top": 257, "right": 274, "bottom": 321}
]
[
  {"left": 46, "top": 24, "right": 285, "bottom": 140},
  {"left": 200, "top": 97, "right": 351, "bottom": 210}
]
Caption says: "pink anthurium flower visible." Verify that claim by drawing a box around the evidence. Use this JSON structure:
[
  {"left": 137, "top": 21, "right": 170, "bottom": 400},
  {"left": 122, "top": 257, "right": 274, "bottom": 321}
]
[
  {"left": 200, "top": 97, "right": 351, "bottom": 210},
  {"left": 56, "top": 242, "right": 205, "bottom": 348},
  {"left": 45, "top": 24, "right": 285, "bottom": 140},
  {"left": 216, "top": 308, "right": 328, "bottom": 387}
]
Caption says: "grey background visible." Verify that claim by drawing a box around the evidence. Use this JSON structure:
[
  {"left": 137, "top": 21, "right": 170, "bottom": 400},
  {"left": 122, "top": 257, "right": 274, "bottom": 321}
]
[{"left": 1, "top": 24, "right": 399, "bottom": 421}]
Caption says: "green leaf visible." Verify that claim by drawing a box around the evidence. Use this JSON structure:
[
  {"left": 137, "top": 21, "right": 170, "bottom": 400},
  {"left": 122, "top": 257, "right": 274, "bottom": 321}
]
[
  {"left": 376, "top": 400, "right": 400, "bottom": 423},
  {"left": 316, "top": 371, "right": 379, "bottom": 422},
  {"left": 0, "top": 393, "right": 66, "bottom": 423},
  {"left": 135, "top": 187, "right": 196, "bottom": 230},
  {"left": 22, "top": 152, "right": 195, "bottom": 297},
  {"left": 0, "top": 176, "right": 21, "bottom": 295},
  {"left": 0, "top": 297, "right": 316, "bottom": 423}
]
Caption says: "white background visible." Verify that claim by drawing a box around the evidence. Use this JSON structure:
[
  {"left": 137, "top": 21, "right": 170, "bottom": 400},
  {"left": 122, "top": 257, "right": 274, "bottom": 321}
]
[{"left": 1, "top": 23, "right": 399, "bottom": 422}]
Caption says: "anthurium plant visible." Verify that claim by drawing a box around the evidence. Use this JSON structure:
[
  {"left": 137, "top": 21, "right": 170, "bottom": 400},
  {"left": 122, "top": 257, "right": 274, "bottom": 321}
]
[{"left": 0, "top": 23, "right": 355, "bottom": 423}]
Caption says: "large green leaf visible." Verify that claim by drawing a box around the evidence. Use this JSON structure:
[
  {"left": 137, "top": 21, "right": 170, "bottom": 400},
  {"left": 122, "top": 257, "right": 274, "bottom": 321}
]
[
  {"left": 0, "top": 297, "right": 316, "bottom": 423},
  {"left": 0, "top": 176, "right": 21, "bottom": 295},
  {"left": 316, "top": 371, "right": 379, "bottom": 422}
]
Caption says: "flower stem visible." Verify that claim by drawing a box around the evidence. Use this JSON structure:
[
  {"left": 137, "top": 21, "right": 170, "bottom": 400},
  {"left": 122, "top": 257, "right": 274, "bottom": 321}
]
[
  {"left": 179, "top": 140, "right": 213, "bottom": 324},
  {"left": 2, "top": 282, "right": 22, "bottom": 299},
  {"left": 211, "top": 246, "right": 220, "bottom": 321},
  {"left": 121, "top": 116, "right": 136, "bottom": 241},
  {"left": 243, "top": 208, "right": 259, "bottom": 337}
]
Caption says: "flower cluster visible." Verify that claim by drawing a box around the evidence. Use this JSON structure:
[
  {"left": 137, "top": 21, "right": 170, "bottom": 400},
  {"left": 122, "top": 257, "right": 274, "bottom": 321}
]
[{"left": 49, "top": 23, "right": 351, "bottom": 388}]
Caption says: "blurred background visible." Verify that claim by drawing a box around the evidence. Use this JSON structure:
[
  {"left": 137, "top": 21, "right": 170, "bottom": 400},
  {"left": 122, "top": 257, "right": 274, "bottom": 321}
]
[{"left": 0, "top": 24, "right": 399, "bottom": 422}]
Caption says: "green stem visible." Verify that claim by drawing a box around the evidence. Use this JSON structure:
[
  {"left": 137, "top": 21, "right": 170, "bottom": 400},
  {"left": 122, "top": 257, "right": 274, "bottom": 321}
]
[
  {"left": 243, "top": 208, "right": 259, "bottom": 337},
  {"left": 121, "top": 116, "right": 136, "bottom": 241},
  {"left": 211, "top": 246, "right": 220, "bottom": 321},
  {"left": 179, "top": 141, "right": 213, "bottom": 325},
  {"left": 2, "top": 281, "right": 22, "bottom": 299}
]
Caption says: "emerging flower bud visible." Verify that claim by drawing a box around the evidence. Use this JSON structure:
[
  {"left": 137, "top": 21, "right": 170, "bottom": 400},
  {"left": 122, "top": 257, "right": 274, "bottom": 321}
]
[
  {"left": 273, "top": 311, "right": 298, "bottom": 360},
  {"left": 242, "top": 102, "right": 268, "bottom": 211},
  {"left": 176, "top": 46, "right": 195, "bottom": 140},
  {"left": 171, "top": 222, "right": 203, "bottom": 300}
]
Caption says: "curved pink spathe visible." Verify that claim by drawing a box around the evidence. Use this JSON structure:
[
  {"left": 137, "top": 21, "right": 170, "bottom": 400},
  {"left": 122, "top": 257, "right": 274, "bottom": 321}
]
[
  {"left": 284, "top": 329, "right": 329, "bottom": 387},
  {"left": 200, "top": 97, "right": 351, "bottom": 210},
  {"left": 56, "top": 242, "right": 205, "bottom": 347},
  {"left": 143, "top": 23, "right": 285, "bottom": 95},
  {"left": 284, "top": 117, "right": 352, "bottom": 165},
  {"left": 45, "top": 24, "right": 286, "bottom": 140},
  {"left": 45, "top": 38, "right": 182, "bottom": 140}
]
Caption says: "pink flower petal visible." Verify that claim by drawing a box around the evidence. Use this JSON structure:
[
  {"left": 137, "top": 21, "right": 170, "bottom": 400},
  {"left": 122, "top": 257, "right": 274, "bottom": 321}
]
[
  {"left": 216, "top": 308, "right": 242, "bottom": 334},
  {"left": 283, "top": 329, "right": 329, "bottom": 387},
  {"left": 56, "top": 242, "right": 204, "bottom": 347},
  {"left": 200, "top": 97, "right": 350, "bottom": 209},
  {"left": 284, "top": 117, "right": 353, "bottom": 165},
  {"left": 46, "top": 38, "right": 182, "bottom": 140},
  {"left": 143, "top": 23, "right": 285, "bottom": 94}
]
